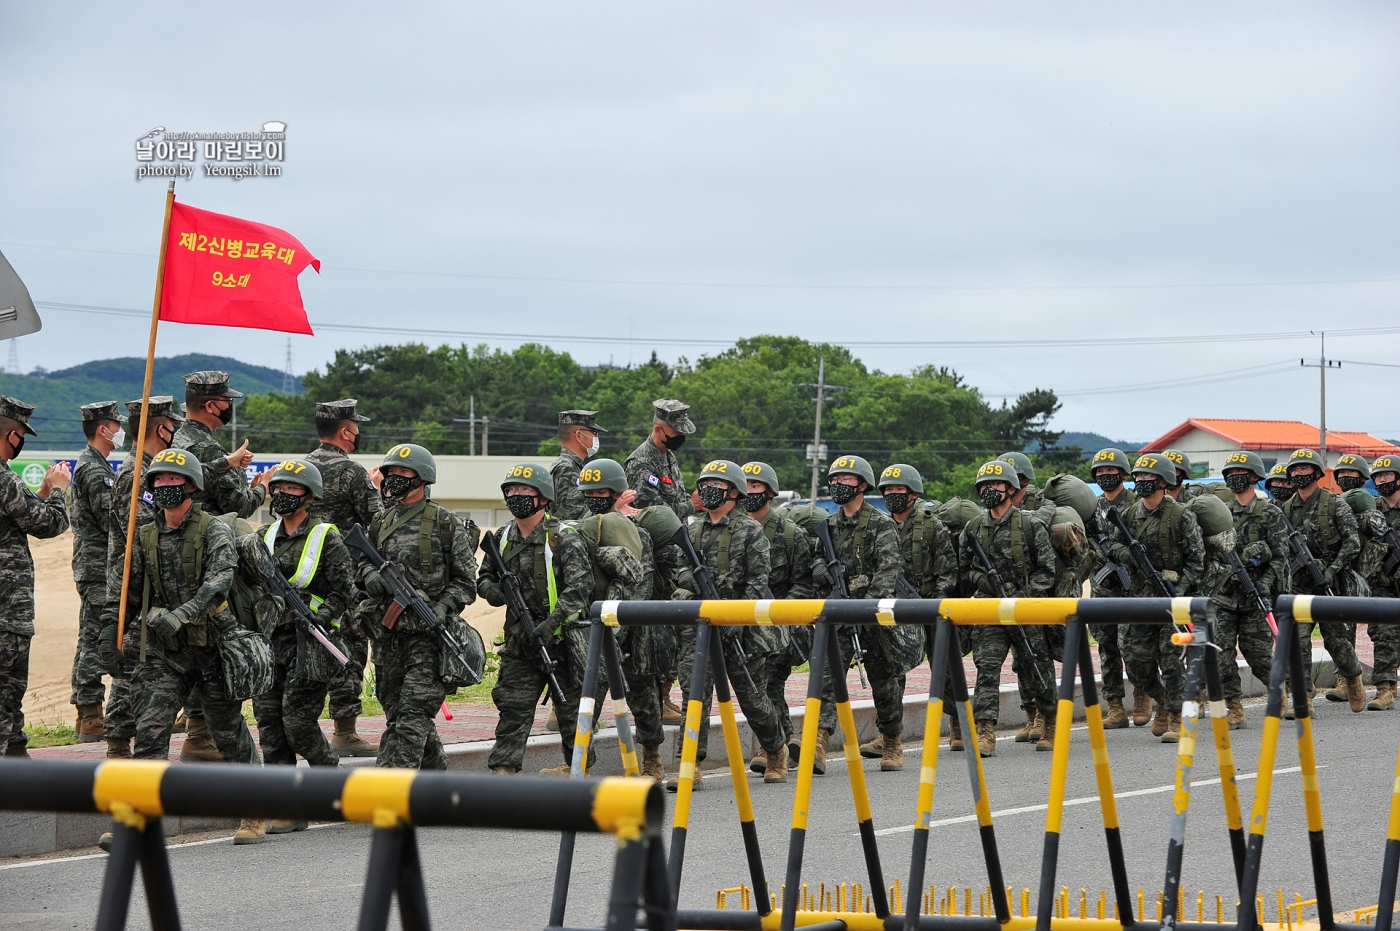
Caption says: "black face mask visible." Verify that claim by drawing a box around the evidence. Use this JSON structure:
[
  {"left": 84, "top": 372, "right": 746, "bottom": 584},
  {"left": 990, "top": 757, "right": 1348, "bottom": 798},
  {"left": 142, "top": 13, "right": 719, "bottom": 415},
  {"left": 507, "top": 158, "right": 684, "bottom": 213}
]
[
  {"left": 151, "top": 484, "right": 187, "bottom": 509},
  {"left": 1134, "top": 478, "right": 1160, "bottom": 498},
  {"left": 829, "top": 482, "right": 859, "bottom": 505},
  {"left": 215, "top": 402, "right": 234, "bottom": 426},
  {"left": 505, "top": 494, "right": 542, "bottom": 519},
  {"left": 662, "top": 433, "right": 686, "bottom": 451},
  {"left": 742, "top": 492, "right": 770, "bottom": 513},
  {"left": 155, "top": 425, "right": 173, "bottom": 450},
  {"left": 1269, "top": 483, "right": 1295, "bottom": 502},
  {"left": 1096, "top": 472, "right": 1122, "bottom": 492},
  {"left": 584, "top": 495, "right": 614, "bottom": 515},
  {"left": 697, "top": 484, "right": 729, "bottom": 510},
  {"left": 383, "top": 473, "right": 420, "bottom": 499},
  {"left": 6, "top": 431, "right": 23, "bottom": 458},
  {"left": 1376, "top": 477, "right": 1399, "bottom": 498},
  {"left": 1290, "top": 470, "right": 1318, "bottom": 489},
  {"left": 350, "top": 431, "right": 362, "bottom": 452},
  {"left": 270, "top": 491, "right": 306, "bottom": 515},
  {"left": 882, "top": 492, "right": 912, "bottom": 515},
  {"left": 1224, "top": 473, "right": 1255, "bottom": 494},
  {"left": 1336, "top": 474, "right": 1366, "bottom": 492},
  {"left": 978, "top": 487, "right": 1005, "bottom": 510}
]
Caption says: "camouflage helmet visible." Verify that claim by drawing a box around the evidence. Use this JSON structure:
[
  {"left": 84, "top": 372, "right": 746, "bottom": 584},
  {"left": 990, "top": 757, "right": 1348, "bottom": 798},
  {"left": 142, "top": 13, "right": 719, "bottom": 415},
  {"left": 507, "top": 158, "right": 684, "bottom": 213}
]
[
  {"left": 741, "top": 461, "right": 782, "bottom": 494},
  {"left": 1162, "top": 449, "right": 1193, "bottom": 484},
  {"left": 1219, "top": 450, "right": 1268, "bottom": 481},
  {"left": 501, "top": 462, "right": 554, "bottom": 500},
  {"left": 1333, "top": 453, "right": 1371, "bottom": 480},
  {"left": 974, "top": 459, "right": 1020, "bottom": 490},
  {"left": 382, "top": 443, "right": 437, "bottom": 483},
  {"left": 266, "top": 458, "right": 324, "bottom": 498},
  {"left": 998, "top": 451, "right": 1036, "bottom": 484},
  {"left": 877, "top": 463, "right": 924, "bottom": 494},
  {"left": 1286, "top": 448, "right": 1324, "bottom": 475},
  {"left": 1266, "top": 462, "right": 1292, "bottom": 486},
  {"left": 577, "top": 458, "right": 628, "bottom": 494},
  {"left": 1373, "top": 454, "right": 1400, "bottom": 481},
  {"left": 1131, "top": 452, "right": 1176, "bottom": 483},
  {"left": 144, "top": 447, "right": 205, "bottom": 492},
  {"left": 697, "top": 459, "right": 746, "bottom": 494},
  {"left": 1090, "top": 447, "right": 1132, "bottom": 476},
  {"left": 828, "top": 454, "right": 877, "bottom": 489}
]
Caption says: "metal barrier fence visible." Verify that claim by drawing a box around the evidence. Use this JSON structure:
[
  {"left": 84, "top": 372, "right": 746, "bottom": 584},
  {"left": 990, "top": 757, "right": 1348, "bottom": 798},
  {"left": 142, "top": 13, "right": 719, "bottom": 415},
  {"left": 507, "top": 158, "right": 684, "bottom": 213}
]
[
  {"left": 0, "top": 759, "right": 669, "bottom": 931},
  {"left": 557, "top": 594, "right": 1400, "bottom": 931}
]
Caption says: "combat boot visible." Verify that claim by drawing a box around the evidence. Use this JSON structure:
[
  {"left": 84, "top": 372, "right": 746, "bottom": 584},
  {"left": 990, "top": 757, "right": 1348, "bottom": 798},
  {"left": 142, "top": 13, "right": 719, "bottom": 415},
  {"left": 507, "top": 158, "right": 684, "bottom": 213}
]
[
  {"left": 75, "top": 704, "right": 105, "bottom": 743},
  {"left": 1324, "top": 677, "right": 1349, "bottom": 703},
  {"left": 179, "top": 717, "right": 222, "bottom": 763},
  {"left": 661, "top": 689, "right": 684, "bottom": 725},
  {"left": 1035, "top": 710, "right": 1056, "bottom": 751},
  {"left": 1131, "top": 690, "right": 1152, "bottom": 727},
  {"left": 948, "top": 715, "right": 964, "bottom": 752},
  {"left": 106, "top": 736, "right": 132, "bottom": 759},
  {"left": 233, "top": 818, "right": 268, "bottom": 845},
  {"left": 539, "top": 763, "right": 576, "bottom": 777},
  {"left": 1014, "top": 713, "right": 1037, "bottom": 743},
  {"left": 1161, "top": 712, "right": 1181, "bottom": 744},
  {"left": 664, "top": 766, "right": 703, "bottom": 792},
  {"left": 1226, "top": 698, "right": 1247, "bottom": 729},
  {"left": 976, "top": 720, "right": 997, "bottom": 758},
  {"left": 880, "top": 735, "right": 903, "bottom": 771},
  {"left": 489, "top": 765, "right": 517, "bottom": 775},
  {"left": 330, "top": 716, "right": 378, "bottom": 757},
  {"left": 813, "top": 728, "right": 830, "bottom": 775},
  {"left": 5, "top": 744, "right": 28, "bottom": 758},
  {"left": 1150, "top": 701, "right": 1169, "bottom": 738},
  {"left": 749, "top": 750, "right": 766, "bottom": 775},
  {"left": 1345, "top": 674, "right": 1367, "bottom": 713},
  {"left": 172, "top": 712, "right": 188, "bottom": 734},
  {"left": 641, "top": 745, "right": 665, "bottom": 780},
  {"left": 267, "top": 819, "right": 308, "bottom": 835},
  {"left": 787, "top": 736, "right": 802, "bottom": 763},
  {"left": 859, "top": 733, "right": 885, "bottom": 759},
  {"left": 1101, "top": 698, "right": 1129, "bottom": 729},
  {"left": 1283, "top": 687, "right": 1295, "bottom": 720},
  {"left": 1369, "top": 682, "right": 1397, "bottom": 711},
  {"left": 763, "top": 746, "right": 789, "bottom": 783}
]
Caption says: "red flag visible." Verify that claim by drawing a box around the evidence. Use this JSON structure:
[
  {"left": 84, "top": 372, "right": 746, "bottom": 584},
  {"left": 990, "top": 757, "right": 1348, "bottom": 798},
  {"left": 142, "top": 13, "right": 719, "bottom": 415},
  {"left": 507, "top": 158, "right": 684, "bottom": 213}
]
[{"left": 160, "top": 202, "right": 319, "bottom": 334}]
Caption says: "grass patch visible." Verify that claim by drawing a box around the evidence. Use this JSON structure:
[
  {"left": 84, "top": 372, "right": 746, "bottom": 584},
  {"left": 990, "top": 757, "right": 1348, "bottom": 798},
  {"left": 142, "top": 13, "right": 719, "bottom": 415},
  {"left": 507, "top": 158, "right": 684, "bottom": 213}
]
[{"left": 25, "top": 721, "right": 80, "bottom": 749}]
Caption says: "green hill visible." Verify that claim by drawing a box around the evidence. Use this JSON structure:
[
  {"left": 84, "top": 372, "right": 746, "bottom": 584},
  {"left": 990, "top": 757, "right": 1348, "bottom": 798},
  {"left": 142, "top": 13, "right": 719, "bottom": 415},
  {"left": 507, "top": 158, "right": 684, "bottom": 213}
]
[{"left": 0, "top": 353, "right": 300, "bottom": 449}]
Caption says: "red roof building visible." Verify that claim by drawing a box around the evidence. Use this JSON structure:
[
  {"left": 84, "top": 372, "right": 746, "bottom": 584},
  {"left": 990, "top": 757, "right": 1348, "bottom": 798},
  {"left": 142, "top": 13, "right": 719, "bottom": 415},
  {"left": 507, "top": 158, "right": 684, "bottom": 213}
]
[{"left": 1138, "top": 419, "right": 1400, "bottom": 477}]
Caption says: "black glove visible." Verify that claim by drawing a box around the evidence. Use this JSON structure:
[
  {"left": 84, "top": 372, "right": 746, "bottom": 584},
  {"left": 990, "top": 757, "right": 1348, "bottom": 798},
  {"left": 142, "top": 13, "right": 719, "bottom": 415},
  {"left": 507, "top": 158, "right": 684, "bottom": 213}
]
[
  {"left": 98, "top": 625, "right": 122, "bottom": 676},
  {"left": 1323, "top": 567, "right": 1339, "bottom": 592},
  {"left": 364, "top": 569, "right": 392, "bottom": 598},
  {"left": 147, "top": 609, "right": 184, "bottom": 642}
]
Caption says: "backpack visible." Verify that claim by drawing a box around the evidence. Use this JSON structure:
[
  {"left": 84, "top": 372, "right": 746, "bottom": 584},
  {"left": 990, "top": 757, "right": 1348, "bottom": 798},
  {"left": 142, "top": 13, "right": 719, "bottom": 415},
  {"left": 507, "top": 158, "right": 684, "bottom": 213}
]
[{"left": 573, "top": 511, "right": 647, "bottom": 601}]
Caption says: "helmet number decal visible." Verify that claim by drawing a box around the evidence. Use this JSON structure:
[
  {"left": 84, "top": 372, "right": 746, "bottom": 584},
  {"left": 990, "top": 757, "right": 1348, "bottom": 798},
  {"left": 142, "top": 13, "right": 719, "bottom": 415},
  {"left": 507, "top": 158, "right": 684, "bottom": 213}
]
[
  {"left": 508, "top": 466, "right": 534, "bottom": 478},
  {"left": 705, "top": 461, "right": 727, "bottom": 473},
  {"left": 278, "top": 459, "right": 306, "bottom": 473},
  {"left": 882, "top": 466, "right": 901, "bottom": 478},
  {"left": 581, "top": 468, "right": 602, "bottom": 482},
  {"left": 1165, "top": 451, "right": 1183, "bottom": 464},
  {"left": 1134, "top": 456, "right": 1158, "bottom": 469},
  {"left": 977, "top": 462, "right": 1005, "bottom": 477},
  {"left": 832, "top": 456, "right": 857, "bottom": 469},
  {"left": 742, "top": 463, "right": 762, "bottom": 474},
  {"left": 153, "top": 450, "right": 187, "bottom": 467}
]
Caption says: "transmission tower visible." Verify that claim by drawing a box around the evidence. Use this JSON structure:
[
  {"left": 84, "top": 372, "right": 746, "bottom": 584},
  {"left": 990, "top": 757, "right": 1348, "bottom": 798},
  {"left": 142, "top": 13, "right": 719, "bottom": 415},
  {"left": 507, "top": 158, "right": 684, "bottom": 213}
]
[
  {"left": 6, "top": 340, "right": 17, "bottom": 376},
  {"left": 282, "top": 338, "right": 295, "bottom": 393}
]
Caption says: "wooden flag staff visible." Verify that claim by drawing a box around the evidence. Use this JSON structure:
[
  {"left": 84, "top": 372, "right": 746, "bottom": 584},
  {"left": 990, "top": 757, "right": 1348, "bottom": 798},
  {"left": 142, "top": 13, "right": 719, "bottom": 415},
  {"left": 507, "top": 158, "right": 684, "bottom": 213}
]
[{"left": 115, "top": 179, "right": 176, "bottom": 651}]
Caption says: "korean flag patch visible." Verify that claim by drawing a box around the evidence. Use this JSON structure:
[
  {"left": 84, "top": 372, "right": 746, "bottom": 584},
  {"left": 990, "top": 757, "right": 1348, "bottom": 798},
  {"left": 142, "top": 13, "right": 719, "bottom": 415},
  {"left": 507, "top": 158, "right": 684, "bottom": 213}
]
[{"left": 646, "top": 474, "right": 660, "bottom": 487}]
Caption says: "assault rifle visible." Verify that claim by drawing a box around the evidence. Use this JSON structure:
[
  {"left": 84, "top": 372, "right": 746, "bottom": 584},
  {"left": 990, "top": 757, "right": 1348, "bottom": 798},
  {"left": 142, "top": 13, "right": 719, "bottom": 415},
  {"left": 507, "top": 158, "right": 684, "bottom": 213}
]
[
  {"left": 1277, "top": 510, "right": 1335, "bottom": 597},
  {"left": 1384, "top": 524, "right": 1400, "bottom": 579},
  {"left": 1103, "top": 507, "right": 1177, "bottom": 598},
  {"left": 963, "top": 530, "right": 1047, "bottom": 690},
  {"left": 345, "top": 523, "right": 482, "bottom": 685},
  {"left": 1088, "top": 511, "right": 1133, "bottom": 591},
  {"left": 1221, "top": 548, "right": 1279, "bottom": 639},
  {"left": 810, "top": 520, "right": 869, "bottom": 688},
  {"left": 895, "top": 570, "right": 922, "bottom": 600},
  {"left": 669, "top": 526, "right": 760, "bottom": 693},
  {"left": 256, "top": 550, "right": 350, "bottom": 679},
  {"left": 476, "top": 529, "right": 567, "bottom": 708}
]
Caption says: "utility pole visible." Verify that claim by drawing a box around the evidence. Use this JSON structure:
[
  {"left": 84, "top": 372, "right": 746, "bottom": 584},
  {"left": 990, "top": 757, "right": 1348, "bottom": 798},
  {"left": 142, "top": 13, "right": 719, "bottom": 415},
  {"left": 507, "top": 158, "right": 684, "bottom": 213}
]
[
  {"left": 1302, "top": 331, "right": 1341, "bottom": 468},
  {"left": 482, "top": 416, "right": 489, "bottom": 456},
  {"left": 807, "top": 356, "right": 828, "bottom": 500},
  {"left": 469, "top": 395, "right": 476, "bottom": 456}
]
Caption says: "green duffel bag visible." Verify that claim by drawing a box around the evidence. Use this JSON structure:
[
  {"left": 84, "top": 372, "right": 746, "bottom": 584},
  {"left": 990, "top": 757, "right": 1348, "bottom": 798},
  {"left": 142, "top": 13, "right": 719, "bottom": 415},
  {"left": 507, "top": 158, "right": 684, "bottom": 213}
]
[
  {"left": 1042, "top": 474, "right": 1097, "bottom": 522},
  {"left": 440, "top": 615, "right": 487, "bottom": 689},
  {"left": 1186, "top": 492, "right": 1233, "bottom": 538},
  {"left": 218, "top": 627, "right": 274, "bottom": 700}
]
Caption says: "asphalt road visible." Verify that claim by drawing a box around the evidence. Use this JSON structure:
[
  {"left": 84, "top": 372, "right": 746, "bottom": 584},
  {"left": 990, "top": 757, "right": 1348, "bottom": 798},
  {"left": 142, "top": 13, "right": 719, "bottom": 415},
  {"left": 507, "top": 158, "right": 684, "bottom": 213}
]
[{"left": 2, "top": 696, "right": 1396, "bottom": 931}]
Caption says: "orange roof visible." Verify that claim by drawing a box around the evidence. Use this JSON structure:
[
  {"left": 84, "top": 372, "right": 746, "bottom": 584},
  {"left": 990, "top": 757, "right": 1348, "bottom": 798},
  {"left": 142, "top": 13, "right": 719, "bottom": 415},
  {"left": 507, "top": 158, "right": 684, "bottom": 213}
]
[{"left": 1142, "top": 419, "right": 1400, "bottom": 457}]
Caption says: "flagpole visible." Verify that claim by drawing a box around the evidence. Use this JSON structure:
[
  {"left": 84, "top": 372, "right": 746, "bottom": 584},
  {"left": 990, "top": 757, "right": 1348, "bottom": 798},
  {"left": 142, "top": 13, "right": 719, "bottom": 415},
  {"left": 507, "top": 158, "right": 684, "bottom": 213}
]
[{"left": 116, "top": 179, "right": 176, "bottom": 651}]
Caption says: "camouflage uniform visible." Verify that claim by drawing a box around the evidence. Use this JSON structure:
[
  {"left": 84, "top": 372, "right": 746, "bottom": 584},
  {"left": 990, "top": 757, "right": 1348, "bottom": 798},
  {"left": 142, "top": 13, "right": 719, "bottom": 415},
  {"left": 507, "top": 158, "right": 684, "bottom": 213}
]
[
  {"left": 104, "top": 508, "right": 259, "bottom": 763},
  {"left": 817, "top": 502, "right": 918, "bottom": 738},
  {"left": 0, "top": 400, "right": 71, "bottom": 753},
  {"left": 306, "top": 437, "right": 383, "bottom": 721},
  {"left": 959, "top": 508, "right": 1057, "bottom": 723},
  {"left": 103, "top": 448, "right": 157, "bottom": 742},
  {"left": 358, "top": 499, "right": 479, "bottom": 769},
  {"left": 757, "top": 508, "right": 817, "bottom": 747},
  {"left": 172, "top": 418, "right": 265, "bottom": 518},
  {"left": 1209, "top": 495, "right": 1289, "bottom": 700},
  {"left": 253, "top": 518, "right": 356, "bottom": 767},
  {"left": 623, "top": 399, "right": 695, "bottom": 521},
  {"left": 625, "top": 510, "right": 688, "bottom": 749},
  {"left": 1106, "top": 497, "right": 1205, "bottom": 715},
  {"left": 550, "top": 447, "right": 590, "bottom": 521},
  {"left": 1088, "top": 488, "right": 1137, "bottom": 703},
  {"left": 480, "top": 516, "right": 594, "bottom": 771},
  {"left": 675, "top": 511, "right": 787, "bottom": 760},
  {"left": 891, "top": 501, "right": 960, "bottom": 718},
  {"left": 1281, "top": 488, "right": 1364, "bottom": 683},
  {"left": 1020, "top": 484, "right": 1045, "bottom": 512},
  {"left": 69, "top": 441, "right": 117, "bottom": 707},
  {"left": 1369, "top": 497, "right": 1400, "bottom": 685}
]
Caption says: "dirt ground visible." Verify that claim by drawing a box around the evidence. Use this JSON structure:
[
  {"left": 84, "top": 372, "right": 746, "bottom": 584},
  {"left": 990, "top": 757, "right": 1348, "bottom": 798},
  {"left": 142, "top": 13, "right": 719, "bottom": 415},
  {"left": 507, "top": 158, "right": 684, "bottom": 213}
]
[{"left": 24, "top": 531, "right": 507, "bottom": 726}]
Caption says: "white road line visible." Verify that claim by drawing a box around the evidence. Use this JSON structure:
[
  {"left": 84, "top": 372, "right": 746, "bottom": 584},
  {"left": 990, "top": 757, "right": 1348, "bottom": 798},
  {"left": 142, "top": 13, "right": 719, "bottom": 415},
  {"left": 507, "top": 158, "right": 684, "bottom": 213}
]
[
  {"left": 870, "top": 766, "right": 1311, "bottom": 836},
  {"left": 0, "top": 821, "right": 344, "bottom": 871}
]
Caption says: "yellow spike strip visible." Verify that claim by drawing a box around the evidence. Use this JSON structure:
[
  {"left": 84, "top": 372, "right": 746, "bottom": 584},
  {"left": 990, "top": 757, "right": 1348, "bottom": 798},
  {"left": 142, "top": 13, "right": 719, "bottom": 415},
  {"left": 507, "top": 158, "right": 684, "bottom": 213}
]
[
  {"left": 1138, "top": 888, "right": 1145, "bottom": 921},
  {"left": 1217, "top": 895, "right": 1224, "bottom": 923},
  {"left": 1278, "top": 889, "right": 1286, "bottom": 930},
  {"left": 965, "top": 886, "right": 972, "bottom": 916},
  {"left": 1198, "top": 890, "right": 1205, "bottom": 923},
  {"left": 1080, "top": 888, "right": 1088, "bottom": 919},
  {"left": 1023, "top": 888, "right": 1031, "bottom": 919},
  {"left": 1098, "top": 891, "right": 1106, "bottom": 921},
  {"left": 1258, "top": 894, "right": 1266, "bottom": 925}
]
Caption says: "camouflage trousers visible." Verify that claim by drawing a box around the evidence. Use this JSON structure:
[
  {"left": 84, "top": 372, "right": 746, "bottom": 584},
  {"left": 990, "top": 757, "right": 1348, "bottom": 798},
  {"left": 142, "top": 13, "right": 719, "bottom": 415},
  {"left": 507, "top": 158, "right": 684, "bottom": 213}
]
[
  {"left": 1122, "top": 625, "right": 1185, "bottom": 714},
  {"left": 252, "top": 627, "right": 338, "bottom": 768},
  {"left": 374, "top": 631, "right": 448, "bottom": 770},
  {"left": 972, "top": 626, "right": 1056, "bottom": 724},
  {"left": 761, "top": 654, "right": 796, "bottom": 745},
  {"left": 818, "top": 628, "right": 907, "bottom": 739},
  {"left": 626, "top": 672, "right": 666, "bottom": 749},
  {"left": 1213, "top": 606, "right": 1275, "bottom": 701},
  {"left": 327, "top": 619, "right": 370, "bottom": 721},
  {"left": 1370, "top": 619, "right": 1400, "bottom": 686},
  {"left": 0, "top": 632, "right": 30, "bottom": 752},
  {"left": 130, "top": 649, "right": 259, "bottom": 763},
  {"left": 1089, "top": 624, "right": 1125, "bottom": 702},
  {"left": 1300, "top": 622, "right": 1364, "bottom": 684},
  {"left": 677, "top": 627, "right": 787, "bottom": 762},
  {"left": 70, "top": 581, "right": 108, "bottom": 707},
  {"left": 490, "top": 643, "right": 592, "bottom": 772}
]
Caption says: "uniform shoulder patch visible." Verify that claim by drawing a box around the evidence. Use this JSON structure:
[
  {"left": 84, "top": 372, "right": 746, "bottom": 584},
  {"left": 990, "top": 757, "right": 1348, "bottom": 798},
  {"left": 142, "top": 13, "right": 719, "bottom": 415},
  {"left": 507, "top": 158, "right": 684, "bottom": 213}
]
[{"left": 646, "top": 474, "right": 660, "bottom": 487}]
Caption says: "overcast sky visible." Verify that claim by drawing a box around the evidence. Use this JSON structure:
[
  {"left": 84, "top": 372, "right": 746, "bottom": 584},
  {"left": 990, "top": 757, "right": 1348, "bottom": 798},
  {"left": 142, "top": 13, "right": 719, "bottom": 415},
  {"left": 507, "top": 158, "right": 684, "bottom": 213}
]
[{"left": 2, "top": 2, "right": 1397, "bottom": 443}]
